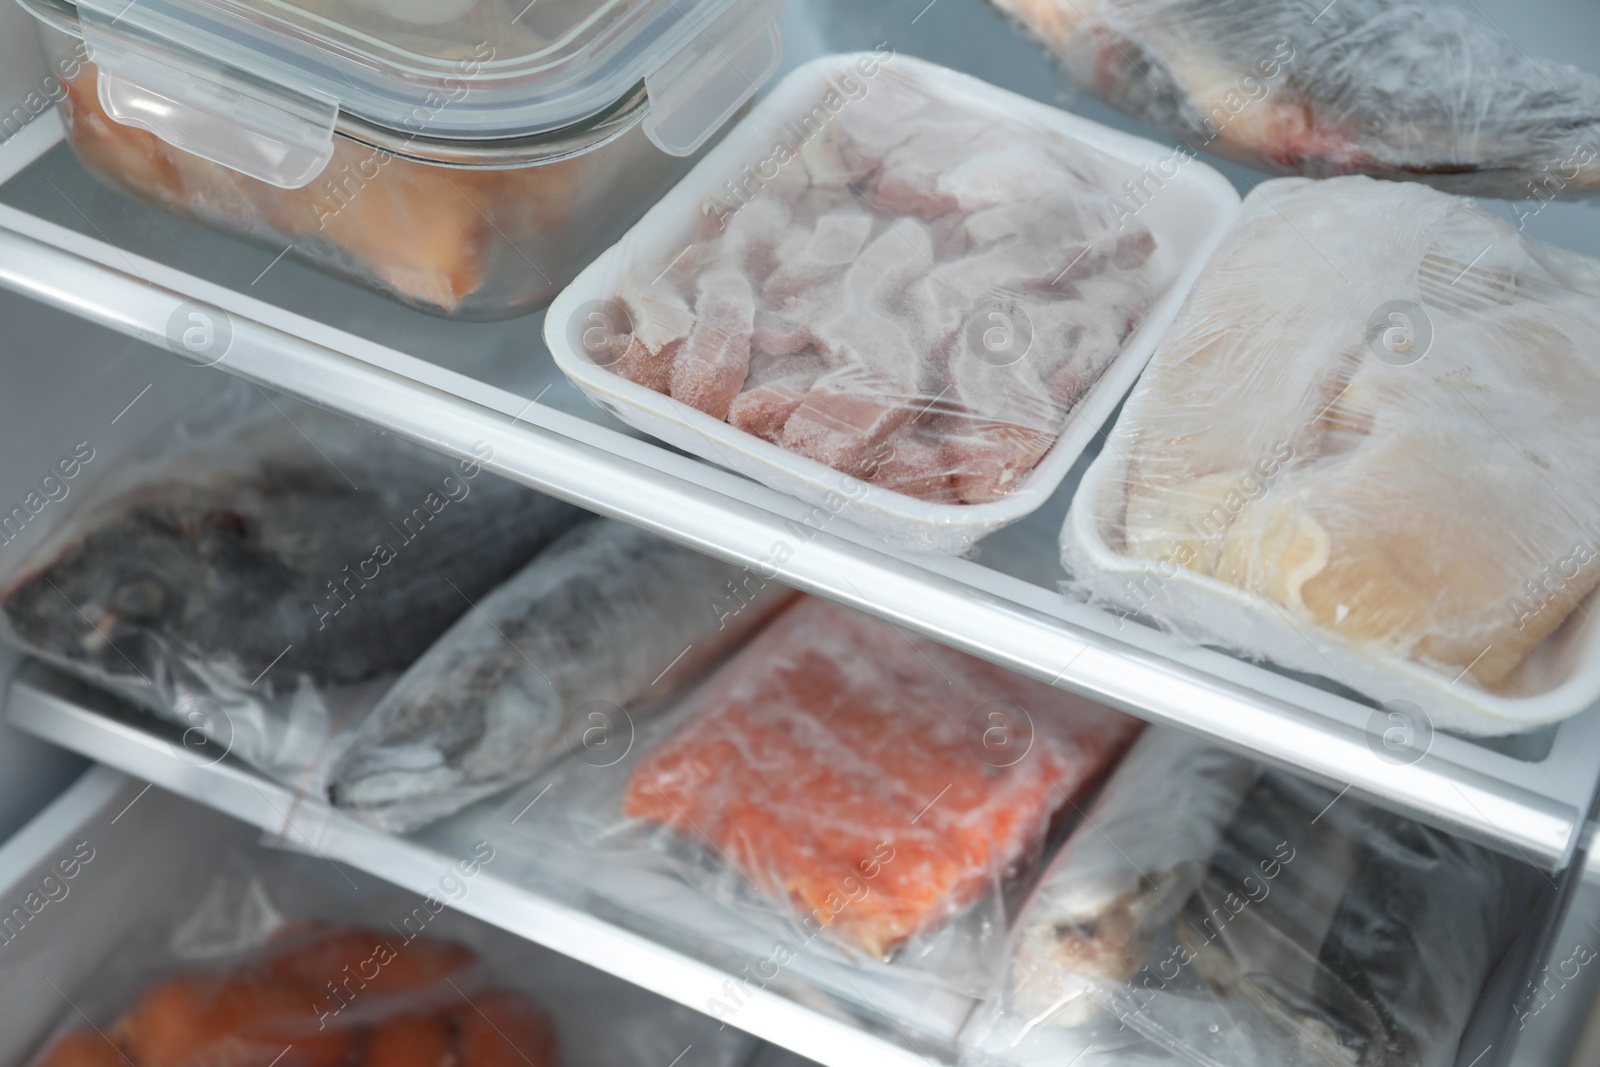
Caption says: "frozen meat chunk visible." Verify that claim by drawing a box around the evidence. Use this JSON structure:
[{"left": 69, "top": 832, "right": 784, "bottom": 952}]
[
  {"left": 764, "top": 213, "right": 876, "bottom": 301},
  {"left": 669, "top": 271, "right": 757, "bottom": 420},
  {"left": 623, "top": 597, "right": 1142, "bottom": 958},
  {"left": 728, "top": 349, "right": 827, "bottom": 442},
  {"left": 611, "top": 292, "right": 694, "bottom": 393}
]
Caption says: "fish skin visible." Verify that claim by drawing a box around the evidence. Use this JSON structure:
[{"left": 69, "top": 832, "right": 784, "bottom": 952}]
[
  {"left": 326, "top": 520, "right": 795, "bottom": 832},
  {"left": 1, "top": 412, "right": 585, "bottom": 692}
]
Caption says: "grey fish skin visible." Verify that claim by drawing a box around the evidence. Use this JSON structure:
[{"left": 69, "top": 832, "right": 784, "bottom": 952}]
[
  {"left": 326, "top": 520, "right": 796, "bottom": 833},
  {"left": 1, "top": 411, "right": 585, "bottom": 691}
]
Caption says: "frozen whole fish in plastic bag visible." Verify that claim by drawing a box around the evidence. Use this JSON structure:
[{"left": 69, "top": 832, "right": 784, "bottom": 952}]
[
  {"left": 0, "top": 390, "right": 584, "bottom": 785},
  {"left": 972, "top": 753, "right": 1543, "bottom": 1067},
  {"left": 521, "top": 595, "right": 1144, "bottom": 998},
  {"left": 326, "top": 520, "right": 796, "bottom": 832},
  {"left": 1062, "top": 175, "right": 1600, "bottom": 733},
  {"left": 987, "top": 0, "right": 1600, "bottom": 199}
]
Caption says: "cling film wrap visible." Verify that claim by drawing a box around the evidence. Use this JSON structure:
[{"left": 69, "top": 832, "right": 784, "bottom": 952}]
[
  {"left": 968, "top": 750, "right": 1545, "bottom": 1067},
  {"left": 1061, "top": 175, "right": 1600, "bottom": 734},
  {"left": 325, "top": 518, "right": 797, "bottom": 833},
  {"left": 0, "top": 382, "right": 586, "bottom": 795},
  {"left": 21, "top": 849, "right": 754, "bottom": 1067},
  {"left": 584, "top": 53, "right": 1161, "bottom": 537},
  {"left": 491, "top": 595, "right": 1142, "bottom": 1005},
  {"left": 986, "top": 0, "right": 1600, "bottom": 199}
]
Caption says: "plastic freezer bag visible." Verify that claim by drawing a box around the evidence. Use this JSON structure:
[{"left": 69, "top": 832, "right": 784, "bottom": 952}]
[
  {"left": 987, "top": 0, "right": 1600, "bottom": 199},
  {"left": 326, "top": 519, "right": 797, "bottom": 833},
  {"left": 589, "top": 55, "right": 1160, "bottom": 509},
  {"left": 971, "top": 741, "right": 1543, "bottom": 1067},
  {"left": 22, "top": 853, "right": 754, "bottom": 1067},
  {"left": 1062, "top": 175, "right": 1600, "bottom": 733},
  {"left": 497, "top": 595, "right": 1142, "bottom": 997},
  {"left": 0, "top": 384, "right": 585, "bottom": 788}
]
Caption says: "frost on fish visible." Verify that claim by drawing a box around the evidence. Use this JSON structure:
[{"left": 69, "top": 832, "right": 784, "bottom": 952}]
[
  {"left": 622, "top": 596, "right": 1143, "bottom": 961},
  {"left": 1008, "top": 730, "right": 1259, "bottom": 1026},
  {"left": 602, "top": 62, "right": 1159, "bottom": 505},
  {"left": 326, "top": 520, "right": 795, "bottom": 832},
  {"left": 1063, "top": 177, "right": 1600, "bottom": 718},
  {"left": 0, "top": 403, "right": 585, "bottom": 784},
  {"left": 988, "top": 0, "right": 1600, "bottom": 198}
]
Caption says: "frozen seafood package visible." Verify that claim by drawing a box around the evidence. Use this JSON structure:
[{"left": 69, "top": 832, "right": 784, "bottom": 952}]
[
  {"left": 967, "top": 729, "right": 1546, "bottom": 1067},
  {"left": 548, "top": 52, "right": 1240, "bottom": 554},
  {"left": 0, "top": 383, "right": 585, "bottom": 794},
  {"left": 987, "top": 0, "right": 1600, "bottom": 200},
  {"left": 21, "top": 849, "right": 753, "bottom": 1067},
  {"left": 1063, "top": 175, "right": 1600, "bottom": 733},
  {"left": 326, "top": 519, "right": 796, "bottom": 833},
  {"left": 493, "top": 595, "right": 1142, "bottom": 1008}
]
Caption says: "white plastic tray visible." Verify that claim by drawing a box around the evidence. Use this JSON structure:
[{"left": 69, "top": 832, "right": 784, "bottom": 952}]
[
  {"left": 1064, "top": 382, "right": 1600, "bottom": 737},
  {"left": 548, "top": 52, "right": 1240, "bottom": 555}
]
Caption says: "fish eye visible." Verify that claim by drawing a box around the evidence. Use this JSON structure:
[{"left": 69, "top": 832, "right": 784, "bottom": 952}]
[{"left": 111, "top": 575, "right": 177, "bottom": 620}]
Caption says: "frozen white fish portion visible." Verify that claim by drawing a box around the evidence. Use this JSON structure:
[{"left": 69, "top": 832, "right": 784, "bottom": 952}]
[
  {"left": 1064, "top": 176, "right": 1600, "bottom": 727},
  {"left": 989, "top": 0, "right": 1600, "bottom": 199},
  {"left": 603, "top": 59, "right": 1160, "bottom": 507},
  {"left": 1008, "top": 730, "right": 1258, "bottom": 1026},
  {"left": 326, "top": 520, "right": 795, "bottom": 832}
]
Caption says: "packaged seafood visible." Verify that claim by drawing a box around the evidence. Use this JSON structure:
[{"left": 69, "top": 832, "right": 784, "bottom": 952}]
[
  {"left": 0, "top": 385, "right": 585, "bottom": 788},
  {"left": 549, "top": 51, "right": 1241, "bottom": 554},
  {"left": 497, "top": 594, "right": 1142, "bottom": 1002},
  {"left": 18, "top": 0, "right": 787, "bottom": 317},
  {"left": 971, "top": 749, "right": 1545, "bottom": 1067},
  {"left": 16, "top": 840, "right": 754, "bottom": 1067},
  {"left": 326, "top": 519, "right": 796, "bottom": 833},
  {"left": 1006, "top": 729, "right": 1259, "bottom": 1027},
  {"left": 1063, "top": 175, "right": 1600, "bottom": 733},
  {"left": 987, "top": 0, "right": 1600, "bottom": 200}
]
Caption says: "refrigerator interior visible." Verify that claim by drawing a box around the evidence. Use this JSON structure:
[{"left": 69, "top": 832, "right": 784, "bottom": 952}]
[{"left": 1, "top": 0, "right": 1600, "bottom": 1065}]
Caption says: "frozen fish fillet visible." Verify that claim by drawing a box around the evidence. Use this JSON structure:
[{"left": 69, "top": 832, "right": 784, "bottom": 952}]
[
  {"left": 1070, "top": 176, "right": 1600, "bottom": 696},
  {"left": 624, "top": 596, "right": 1142, "bottom": 959},
  {"left": 327, "top": 520, "right": 795, "bottom": 831},
  {"left": 989, "top": 0, "right": 1600, "bottom": 198}
]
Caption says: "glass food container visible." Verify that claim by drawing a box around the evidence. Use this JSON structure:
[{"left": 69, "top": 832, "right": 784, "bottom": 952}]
[{"left": 17, "top": 0, "right": 786, "bottom": 318}]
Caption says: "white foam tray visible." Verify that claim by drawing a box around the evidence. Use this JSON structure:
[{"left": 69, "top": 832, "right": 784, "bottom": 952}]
[
  {"left": 1065, "top": 449, "right": 1600, "bottom": 735},
  {"left": 548, "top": 52, "right": 1240, "bottom": 556}
]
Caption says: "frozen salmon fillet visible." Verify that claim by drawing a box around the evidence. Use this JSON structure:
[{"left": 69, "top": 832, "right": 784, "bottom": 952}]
[
  {"left": 623, "top": 597, "right": 1143, "bottom": 959},
  {"left": 602, "top": 62, "right": 1159, "bottom": 504}
]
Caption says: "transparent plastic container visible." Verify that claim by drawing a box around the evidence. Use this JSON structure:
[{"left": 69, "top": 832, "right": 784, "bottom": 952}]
[{"left": 20, "top": 0, "right": 786, "bottom": 318}]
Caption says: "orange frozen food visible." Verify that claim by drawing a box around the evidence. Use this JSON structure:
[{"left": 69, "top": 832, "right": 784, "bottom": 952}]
[
  {"left": 361, "top": 1013, "right": 458, "bottom": 1067},
  {"left": 623, "top": 596, "right": 1142, "bottom": 958},
  {"left": 453, "top": 991, "right": 563, "bottom": 1067},
  {"left": 261, "top": 923, "right": 478, "bottom": 998},
  {"left": 110, "top": 974, "right": 352, "bottom": 1067},
  {"left": 30, "top": 1033, "right": 127, "bottom": 1067}
]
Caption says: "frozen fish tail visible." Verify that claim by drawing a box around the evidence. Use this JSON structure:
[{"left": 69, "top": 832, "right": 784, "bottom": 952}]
[
  {"left": 1010, "top": 729, "right": 1259, "bottom": 1025},
  {"left": 327, "top": 521, "right": 795, "bottom": 831},
  {"left": 989, "top": 0, "right": 1600, "bottom": 198}
]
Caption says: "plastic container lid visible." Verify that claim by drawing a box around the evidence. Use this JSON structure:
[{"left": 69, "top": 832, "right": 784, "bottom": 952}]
[{"left": 21, "top": 0, "right": 786, "bottom": 186}]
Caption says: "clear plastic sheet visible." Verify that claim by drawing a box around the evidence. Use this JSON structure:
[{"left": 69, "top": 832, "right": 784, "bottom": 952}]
[
  {"left": 326, "top": 519, "right": 797, "bottom": 833},
  {"left": 0, "top": 383, "right": 585, "bottom": 792},
  {"left": 495, "top": 595, "right": 1142, "bottom": 1001},
  {"left": 21, "top": 851, "right": 754, "bottom": 1067},
  {"left": 986, "top": 0, "right": 1600, "bottom": 199},
  {"left": 596, "top": 55, "right": 1160, "bottom": 508},
  {"left": 1061, "top": 175, "right": 1600, "bottom": 733},
  {"left": 969, "top": 741, "right": 1544, "bottom": 1067}
]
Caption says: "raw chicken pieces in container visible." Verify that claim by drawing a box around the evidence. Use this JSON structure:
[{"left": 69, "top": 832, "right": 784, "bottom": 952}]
[
  {"left": 0, "top": 384, "right": 586, "bottom": 793},
  {"left": 325, "top": 518, "right": 796, "bottom": 833},
  {"left": 986, "top": 0, "right": 1600, "bottom": 200},
  {"left": 16, "top": 0, "right": 788, "bottom": 317},
  {"left": 21, "top": 849, "right": 754, "bottom": 1067},
  {"left": 548, "top": 52, "right": 1239, "bottom": 553},
  {"left": 1063, "top": 174, "right": 1600, "bottom": 733},
  {"left": 494, "top": 595, "right": 1142, "bottom": 1013},
  {"left": 966, "top": 727, "right": 1547, "bottom": 1067}
]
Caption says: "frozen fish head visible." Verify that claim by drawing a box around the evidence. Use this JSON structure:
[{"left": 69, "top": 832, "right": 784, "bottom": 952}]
[{"left": 327, "top": 521, "right": 796, "bottom": 832}]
